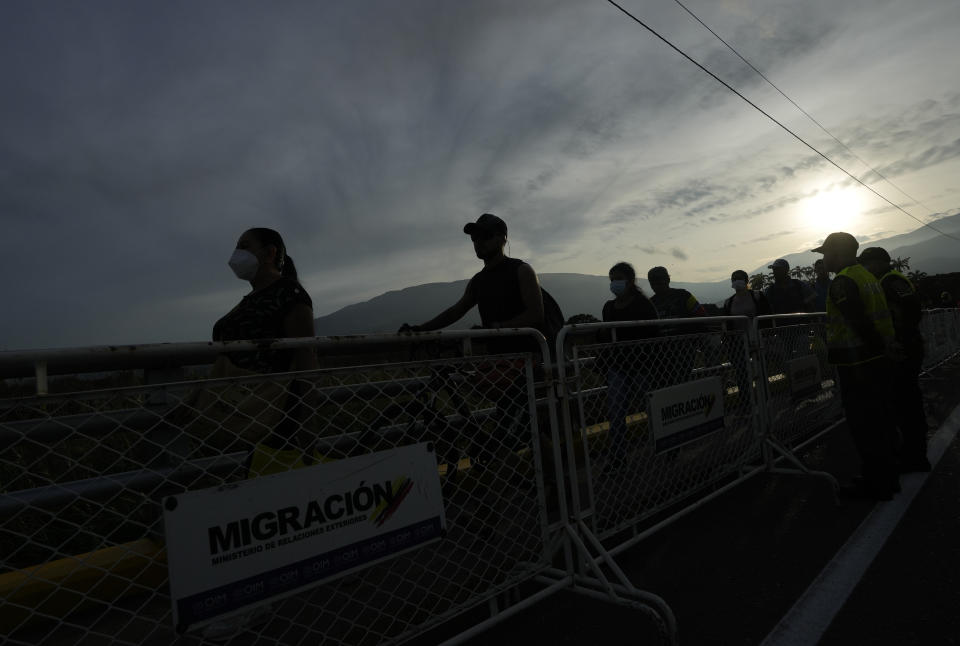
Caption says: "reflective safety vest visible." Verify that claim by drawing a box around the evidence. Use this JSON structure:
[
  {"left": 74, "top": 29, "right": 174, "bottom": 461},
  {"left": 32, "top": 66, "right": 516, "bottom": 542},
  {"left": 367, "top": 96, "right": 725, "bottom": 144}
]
[
  {"left": 826, "top": 263, "right": 894, "bottom": 365},
  {"left": 881, "top": 269, "right": 914, "bottom": 291}
]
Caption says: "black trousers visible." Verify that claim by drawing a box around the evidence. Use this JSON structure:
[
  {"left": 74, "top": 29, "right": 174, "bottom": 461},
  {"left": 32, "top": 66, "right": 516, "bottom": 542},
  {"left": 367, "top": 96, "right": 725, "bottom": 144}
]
[
  {"left": 891, "top": 354, "right": 928, "bottom": 462},
  {"left": 836, "top": 359, "right": 899, "bottom": 491}
]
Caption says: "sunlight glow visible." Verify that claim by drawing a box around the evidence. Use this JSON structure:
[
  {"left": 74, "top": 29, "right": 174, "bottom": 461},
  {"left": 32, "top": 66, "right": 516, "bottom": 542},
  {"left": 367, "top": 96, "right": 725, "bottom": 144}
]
[{"left": 804, "top": 187, "right": 863, "bottom": 231}]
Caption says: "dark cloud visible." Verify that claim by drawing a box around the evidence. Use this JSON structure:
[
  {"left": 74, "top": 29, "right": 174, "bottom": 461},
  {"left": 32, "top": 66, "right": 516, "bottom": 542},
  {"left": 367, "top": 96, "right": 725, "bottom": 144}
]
[{"left": 1, "top": 0, "right": 958, "bottom": 347}]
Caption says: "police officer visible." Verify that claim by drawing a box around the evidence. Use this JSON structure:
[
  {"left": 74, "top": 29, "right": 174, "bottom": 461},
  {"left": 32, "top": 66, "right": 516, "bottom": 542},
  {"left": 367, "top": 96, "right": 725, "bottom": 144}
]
[
  {"left": 812, "top": 232, "right": 899, "bottom": 500},
  {"left": 859, "top": 247, "right": 931, "bottom": 472}
]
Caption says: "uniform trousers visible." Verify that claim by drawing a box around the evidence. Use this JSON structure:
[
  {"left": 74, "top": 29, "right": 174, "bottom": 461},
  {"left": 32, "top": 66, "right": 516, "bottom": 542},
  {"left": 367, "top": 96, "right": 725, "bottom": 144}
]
[{"left": 836, "top": 358, "right": 899, "bottom": 492}]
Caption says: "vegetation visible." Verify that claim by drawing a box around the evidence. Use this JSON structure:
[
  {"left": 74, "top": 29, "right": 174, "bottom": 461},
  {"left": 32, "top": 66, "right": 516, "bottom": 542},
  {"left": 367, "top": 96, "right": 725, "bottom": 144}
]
[{"left": 748, "top": 256, "right": 913, "bottom": 290}]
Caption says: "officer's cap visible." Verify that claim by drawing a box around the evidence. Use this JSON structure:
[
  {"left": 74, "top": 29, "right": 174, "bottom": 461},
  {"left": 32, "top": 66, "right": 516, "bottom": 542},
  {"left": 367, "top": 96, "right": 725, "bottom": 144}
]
[{"left": 811, "top": 232, "right": 858, "bottom": 254}]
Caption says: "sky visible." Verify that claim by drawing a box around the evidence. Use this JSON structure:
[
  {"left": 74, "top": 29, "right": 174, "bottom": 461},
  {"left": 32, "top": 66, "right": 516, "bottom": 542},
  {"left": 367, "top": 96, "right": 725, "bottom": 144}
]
[{"left": 2, "top": 0, "right": 960, "bottom": 349}]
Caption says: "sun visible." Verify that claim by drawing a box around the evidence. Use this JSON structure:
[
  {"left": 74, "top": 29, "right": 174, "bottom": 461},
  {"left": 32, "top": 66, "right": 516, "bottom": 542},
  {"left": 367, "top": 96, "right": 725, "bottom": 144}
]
[{"left": 804, "top": 186, "right": 863, "bottom": 231}]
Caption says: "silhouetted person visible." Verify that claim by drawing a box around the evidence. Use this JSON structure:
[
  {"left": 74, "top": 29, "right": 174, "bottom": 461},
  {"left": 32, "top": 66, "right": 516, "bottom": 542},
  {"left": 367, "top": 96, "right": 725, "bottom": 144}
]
[
  {"left": 811, "top": 259, "right": 832, "bottom": 312},
  {"left": 214, "top": 228, "right": 319, "bottom": 476},
  {"left": 646, "top": 266, "right": 706, "bottom": 319},
  {"left": 859, "top": 247, "right": 930, "bottom": 472},
  {"left": 763, "top": 258, "right": 815, "bottom": 314},
  {"left": 721, "top": 270, "right": 771, "bottom": 319},
  {"left": 401, "top": 213, "right": 545, "bottom": 464},
  {"left": 401, "top": 213, "right": 544, "bottom": 340},
  {"left": 646, "top": 266, "right": 705, "bottom": 387},
  {"left": 598, "top": 262, "right": 658, "bottom": 469},
  {"left": 813, "top": 232, "right": 898, "bottom": 500},
  {"left": 721, "top": 270, "right": 771, "bottom": 401}
]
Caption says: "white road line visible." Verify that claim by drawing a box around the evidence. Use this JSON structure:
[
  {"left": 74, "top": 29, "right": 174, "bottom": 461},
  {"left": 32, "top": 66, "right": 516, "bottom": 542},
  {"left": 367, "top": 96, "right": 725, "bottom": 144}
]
[{"left": 759, "top": 402, "right": 960, "bottom": 646}]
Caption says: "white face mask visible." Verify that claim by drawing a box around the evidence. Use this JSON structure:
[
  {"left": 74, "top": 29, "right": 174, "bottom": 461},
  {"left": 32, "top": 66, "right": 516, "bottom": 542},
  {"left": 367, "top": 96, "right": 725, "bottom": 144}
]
[
  {"left": 610, "top": 280, "right": 628, "bottom": 296},
  {"left": 732, "top": 279, "right": 747, "bottom": 290},
  {"left": 228, "top": 249, "right": 259, "bottom": 281}
]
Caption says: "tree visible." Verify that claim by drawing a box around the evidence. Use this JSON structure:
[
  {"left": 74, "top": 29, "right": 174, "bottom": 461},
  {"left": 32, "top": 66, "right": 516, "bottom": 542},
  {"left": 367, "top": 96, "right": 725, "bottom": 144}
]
[
  {"left": 749, "top": 273, "right": 768, "bottom": 290},
  {"left": 790, "top": 264, "right": 816, "bottom": 281},
  {"left": 907, "top": 270, "right": 927, "bottom": 284},
  {"left": 891, "top": 256, "right": 911, "bottom": 272},
  {"left": 566, "top": 313, "right": 600, "bottom": 325}
]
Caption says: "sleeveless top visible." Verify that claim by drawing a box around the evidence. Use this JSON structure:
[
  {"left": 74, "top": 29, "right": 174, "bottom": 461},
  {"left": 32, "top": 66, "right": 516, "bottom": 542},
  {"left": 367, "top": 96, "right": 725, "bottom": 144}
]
[
  {"left": 212, "top": 277, "right": 313, "bottom": 373},
  {"left": 468, "top": 257, "right": 527, "bottom": 328}
]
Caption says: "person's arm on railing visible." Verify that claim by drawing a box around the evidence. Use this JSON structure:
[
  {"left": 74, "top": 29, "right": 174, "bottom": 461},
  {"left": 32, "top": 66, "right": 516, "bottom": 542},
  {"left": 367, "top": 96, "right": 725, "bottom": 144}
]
[{"left": 401, "top": 281, "right": 478, "bottom": 332}]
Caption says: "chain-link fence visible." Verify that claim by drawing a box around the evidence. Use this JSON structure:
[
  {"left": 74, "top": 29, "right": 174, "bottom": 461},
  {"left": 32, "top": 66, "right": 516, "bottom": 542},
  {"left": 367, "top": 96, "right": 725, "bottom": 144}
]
[
  {"left": 555, "top": 318, "right": 763, "bottom": 541},
  {"left": 755, "top": 314, "right": 842, "bottom": 452},
  {"left": 921, "top": 308, "right": 960, "bottom": 371},
  {"left": 15, "top": 305, "right": 959, "bottom": 643},
  {"left": 1, "top": 331, "right": 576, "bottom": 646}
]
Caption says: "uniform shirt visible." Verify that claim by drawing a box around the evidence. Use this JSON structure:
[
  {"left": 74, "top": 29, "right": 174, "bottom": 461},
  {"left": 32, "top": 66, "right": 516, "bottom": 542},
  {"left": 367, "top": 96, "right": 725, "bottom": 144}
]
[
  {"left": 213, "top": 277, "right": 313, "bottom": 373},
  {"left": 827, "top": 270, "right": 888, "bottom": 365},
  {"left": 879, "top": 271, "right": 923, "bottom": 356}
]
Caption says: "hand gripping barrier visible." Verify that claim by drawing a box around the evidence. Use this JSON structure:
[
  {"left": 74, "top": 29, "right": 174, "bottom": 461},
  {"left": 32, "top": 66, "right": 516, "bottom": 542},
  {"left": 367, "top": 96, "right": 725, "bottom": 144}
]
[{"left": 0, "top": 329, "right": 676, "bottom": 646}]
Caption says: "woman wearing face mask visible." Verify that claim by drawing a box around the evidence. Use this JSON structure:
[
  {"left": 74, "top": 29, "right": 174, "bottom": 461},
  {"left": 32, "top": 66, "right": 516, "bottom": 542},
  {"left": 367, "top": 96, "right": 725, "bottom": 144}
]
[
  {"left": 212, "top": 228, "right": 320, "bottom": 477},
  {"left": 598, "top": 262, "right": 658, "bottom": 470}
]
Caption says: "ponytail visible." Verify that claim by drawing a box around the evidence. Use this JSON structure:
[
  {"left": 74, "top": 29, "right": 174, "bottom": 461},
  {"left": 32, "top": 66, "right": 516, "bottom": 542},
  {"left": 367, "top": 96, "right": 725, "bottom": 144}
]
[
  {"left": 281, "top": 255, "right": 298, "bottom": 279},
  {"left": 246, "top": 227, "right": 297, "bottom": 278}
]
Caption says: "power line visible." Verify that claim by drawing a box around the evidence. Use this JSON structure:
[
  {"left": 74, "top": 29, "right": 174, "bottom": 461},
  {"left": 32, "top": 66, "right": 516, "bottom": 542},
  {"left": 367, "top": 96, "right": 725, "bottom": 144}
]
[
  {"left": 602, "top": 0, "right": 960, "bottom": 242},
  {"left": 671, "top": 0, "right": 948, "bottom": 228}
]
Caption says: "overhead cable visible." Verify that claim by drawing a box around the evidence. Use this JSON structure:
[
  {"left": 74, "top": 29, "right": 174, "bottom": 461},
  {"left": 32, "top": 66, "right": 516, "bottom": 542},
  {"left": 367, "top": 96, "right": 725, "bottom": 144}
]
[
  {"left": 603, "top": 0, "right": 960, "bottom": 242},
  {"left": 671, "top": 0, "right": 948, "bottom": 230}
]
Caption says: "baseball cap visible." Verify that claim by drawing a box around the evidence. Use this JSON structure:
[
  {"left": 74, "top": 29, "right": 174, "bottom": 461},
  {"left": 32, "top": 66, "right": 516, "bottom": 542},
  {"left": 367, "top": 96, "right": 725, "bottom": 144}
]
[
  {"left": 858, "top": 247, "right": 890, "bottom": 264},
  {"left": 463, "top": 213, "right": 507, "bottom": 237},
  {"left": 811, "top": 231, "right": 859, "bottom": 254},
  {"left": 768, "top": 259, "right": 789, "bottom": 270},
  {"left": 647, "top": 266, "right": 670, "bottom": 281}
]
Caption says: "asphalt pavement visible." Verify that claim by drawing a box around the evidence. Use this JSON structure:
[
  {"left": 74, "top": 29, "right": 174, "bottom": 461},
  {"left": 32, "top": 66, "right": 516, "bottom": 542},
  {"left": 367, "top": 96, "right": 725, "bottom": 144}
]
[{"left": 462, "top": 355, "right": 960, "bottom": 646}]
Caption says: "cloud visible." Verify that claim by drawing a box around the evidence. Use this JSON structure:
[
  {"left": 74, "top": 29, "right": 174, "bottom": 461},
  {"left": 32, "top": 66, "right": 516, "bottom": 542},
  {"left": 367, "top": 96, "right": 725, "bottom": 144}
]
[{"left": 670, "top": 247, "right": 688, "bottom": 260}]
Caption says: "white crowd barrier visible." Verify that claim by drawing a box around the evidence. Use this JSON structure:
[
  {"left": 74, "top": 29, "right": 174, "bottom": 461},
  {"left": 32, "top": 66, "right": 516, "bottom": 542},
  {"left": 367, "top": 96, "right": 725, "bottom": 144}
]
[
  {"left": 0, "top": 330, "right": 673, "bottom": 646},
  {"left": 554, "top": 317, "right": 763, "bottom": 543},
  {"left": 2, "top": 307, "right": 959, "bottom": 645},
  {"left": 921, "top": 308, "right": 960, "bottom": 372}
]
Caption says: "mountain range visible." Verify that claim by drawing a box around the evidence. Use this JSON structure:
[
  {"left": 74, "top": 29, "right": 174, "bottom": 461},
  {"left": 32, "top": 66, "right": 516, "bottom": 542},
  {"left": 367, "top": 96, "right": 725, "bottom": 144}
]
[{"left": 315, "top": 214, "right": 960, "bottom": 335}]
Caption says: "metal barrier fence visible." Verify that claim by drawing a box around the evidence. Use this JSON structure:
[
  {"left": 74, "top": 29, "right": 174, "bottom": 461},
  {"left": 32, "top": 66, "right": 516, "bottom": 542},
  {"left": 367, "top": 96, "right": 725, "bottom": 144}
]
[
  {"left": 755, "top": 314, "right": 842, "bottom": 453},
  {"left": 555, "top": 317, "right": 764, "bottom": 543},
  {"left": 5, "top": 305, "right": 959, "bottom": 644},
  {"left": 921, "top": 308, "right": 960, "bottom": 371},
  {"left": 1, "top": 330, "right": 674, "bottom": 646}
]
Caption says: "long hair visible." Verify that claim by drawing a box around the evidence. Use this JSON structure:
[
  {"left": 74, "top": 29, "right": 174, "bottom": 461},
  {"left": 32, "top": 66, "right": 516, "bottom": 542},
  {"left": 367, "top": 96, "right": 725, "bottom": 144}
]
[
  {"left": 247, "top": 227, "right": 298, "bottom": 278},
  {"left": 609, "top": 261, "right": 647, "bottom": 296}
]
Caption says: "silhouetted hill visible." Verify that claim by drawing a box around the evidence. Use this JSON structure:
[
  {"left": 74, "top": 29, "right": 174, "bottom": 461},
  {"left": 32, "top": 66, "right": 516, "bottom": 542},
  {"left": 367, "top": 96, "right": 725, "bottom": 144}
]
[
  {"left": 314, "top": 273, "right": 731, "bottom": 336},
  {"left": 315, "top": 215, "right": 960, "bottom": 336},
  {"left": 748, "top": 213, "right": 960, "bottom": 275}
]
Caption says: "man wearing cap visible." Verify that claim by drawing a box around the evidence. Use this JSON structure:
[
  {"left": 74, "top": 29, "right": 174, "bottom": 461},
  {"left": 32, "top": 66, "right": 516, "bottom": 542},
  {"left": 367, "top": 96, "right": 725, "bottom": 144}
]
[
  {"left": 763, "top": 258, "right": 816, "bottom": 314},
  {"left": 401, "top": 213, "right": 545, "bottom": 336},
  {"left": 859, "top": 246, "right": 930, "bottom": 472},
  {"left": 813, "top": 232, "right": 899, "bottom": 499}
]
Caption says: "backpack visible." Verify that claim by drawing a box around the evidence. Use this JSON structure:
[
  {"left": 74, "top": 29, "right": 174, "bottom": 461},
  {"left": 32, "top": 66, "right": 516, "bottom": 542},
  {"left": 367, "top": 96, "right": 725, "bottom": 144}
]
[{"left": 540, "top": 287, "right": 565, "bottom": 357}]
